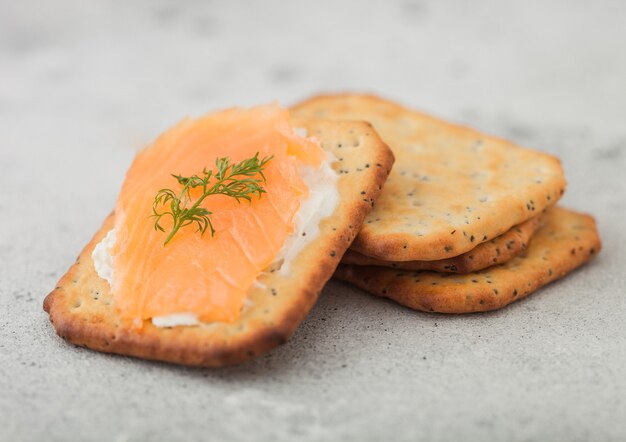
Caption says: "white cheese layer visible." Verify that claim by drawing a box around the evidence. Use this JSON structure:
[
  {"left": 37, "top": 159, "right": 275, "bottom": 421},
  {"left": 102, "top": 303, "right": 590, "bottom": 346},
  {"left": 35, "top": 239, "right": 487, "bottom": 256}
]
[
  {"left": 274, "top": 156, "right": 339, "bottom": 275},
  {"left": 92, "top": 229, "right": 116, "bottom": 285},
  {"left": 92, "top": 136, "right": 339, "bottom": 328},
  {"left": 151, "top": 313, "right": 199, "bottom": 328}
]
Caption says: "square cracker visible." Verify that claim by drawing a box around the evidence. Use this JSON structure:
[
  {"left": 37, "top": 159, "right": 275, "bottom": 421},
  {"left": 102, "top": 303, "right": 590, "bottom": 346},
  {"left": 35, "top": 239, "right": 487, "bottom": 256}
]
[
  {"left": 342, "top": 213, "right": 542, "bottom": 273},
  {"left": 292, "top": 94, "right": 566, "bottom": 262},
  {"left": 44, "top": 118, "right": 394, "bottom": 367},
  {"left": 335, "top": 207, "right": 601, "bottom": 313}
]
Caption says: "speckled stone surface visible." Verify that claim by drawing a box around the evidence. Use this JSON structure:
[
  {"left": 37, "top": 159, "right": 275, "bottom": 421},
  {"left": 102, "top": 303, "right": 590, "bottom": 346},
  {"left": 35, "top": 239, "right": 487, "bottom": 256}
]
[{"left": 1, "top": 1, "right": 625, "bottom": 441}]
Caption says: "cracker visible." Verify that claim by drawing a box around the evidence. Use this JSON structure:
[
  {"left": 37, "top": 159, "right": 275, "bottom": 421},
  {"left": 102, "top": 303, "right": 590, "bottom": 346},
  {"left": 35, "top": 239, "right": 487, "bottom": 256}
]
[
  {"left": 43, "top": 118, "right": 394, "bottom": 367},
  {"left": 334, "top": 207, "right": 601, "bottom": 313},
  {"left": 342, "top": 213, "right": 542, "bottom": 273},
  {"left": 292, "top": 94, "right": 566, "bottom": 261}
]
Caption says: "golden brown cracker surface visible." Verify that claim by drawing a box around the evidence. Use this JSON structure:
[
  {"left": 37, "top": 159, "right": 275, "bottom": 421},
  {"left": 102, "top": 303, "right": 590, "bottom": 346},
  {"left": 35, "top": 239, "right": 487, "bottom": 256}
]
[
  {"left": 342, "top": 213, "right": 542, "bottom": 273},
  {"left": 44, "top": 118, "right": 394, "bottom": 367},
  {"left": 335, "top": 207, "right": 601, "bottom": 313},
  {"left": 292, "top": 94, "right": 566, "bottom": 261}
]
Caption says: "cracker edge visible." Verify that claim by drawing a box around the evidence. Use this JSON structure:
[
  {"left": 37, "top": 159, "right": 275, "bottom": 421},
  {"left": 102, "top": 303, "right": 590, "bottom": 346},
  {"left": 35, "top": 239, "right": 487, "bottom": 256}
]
[
  {"left": 335, "top": 208, "right": 601, "bottom": 313},
  {"left": 342, "top": 213, "right": 543, "bottom": 273}
]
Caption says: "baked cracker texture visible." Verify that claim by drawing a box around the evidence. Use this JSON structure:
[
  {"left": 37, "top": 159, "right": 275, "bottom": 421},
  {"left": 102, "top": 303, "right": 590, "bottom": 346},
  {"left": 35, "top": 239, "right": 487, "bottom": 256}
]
[
  {"left": 44, "top": 117, "right": 394, "bottom": 367},
  {"left": 292, "top": 94, "right": 566, "bottom": 262},
  {"left": 342, "top": 213, "right": 542, "bottom": 273},
  {"left": 335, "top": 207, "right": 601, "bottom": 313}
]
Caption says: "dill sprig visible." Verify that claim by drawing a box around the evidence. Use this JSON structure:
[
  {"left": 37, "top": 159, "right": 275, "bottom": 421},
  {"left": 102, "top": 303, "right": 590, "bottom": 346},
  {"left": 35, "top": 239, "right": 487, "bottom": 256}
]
[{"left": 152, "top": 152, "right": 273, "bottom": 245}]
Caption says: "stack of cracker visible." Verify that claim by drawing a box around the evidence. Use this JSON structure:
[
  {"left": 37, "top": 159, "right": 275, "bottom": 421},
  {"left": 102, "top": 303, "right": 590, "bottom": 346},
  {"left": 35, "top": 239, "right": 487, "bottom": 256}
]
[{"left": 293, "top": 95, "right": 601, "bottom": 313}]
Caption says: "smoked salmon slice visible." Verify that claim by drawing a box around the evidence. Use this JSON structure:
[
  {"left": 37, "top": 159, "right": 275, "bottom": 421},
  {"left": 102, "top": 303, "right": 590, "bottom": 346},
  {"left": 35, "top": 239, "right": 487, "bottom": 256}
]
[{"left": 110, "top": 104, "right": 325, "bottom": 326}]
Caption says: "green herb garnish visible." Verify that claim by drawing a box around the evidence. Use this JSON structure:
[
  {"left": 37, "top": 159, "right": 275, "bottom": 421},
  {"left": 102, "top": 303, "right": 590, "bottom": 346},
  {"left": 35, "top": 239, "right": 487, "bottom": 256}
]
[{"left": 152, "top": 152, "right": 273, "bottom": 245}]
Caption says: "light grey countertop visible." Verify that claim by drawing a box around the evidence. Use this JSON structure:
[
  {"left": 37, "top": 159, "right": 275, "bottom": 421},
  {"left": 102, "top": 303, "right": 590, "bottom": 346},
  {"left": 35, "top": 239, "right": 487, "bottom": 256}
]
[{"left": 1, "top": 1, "right": 625, "bottom": 441}]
